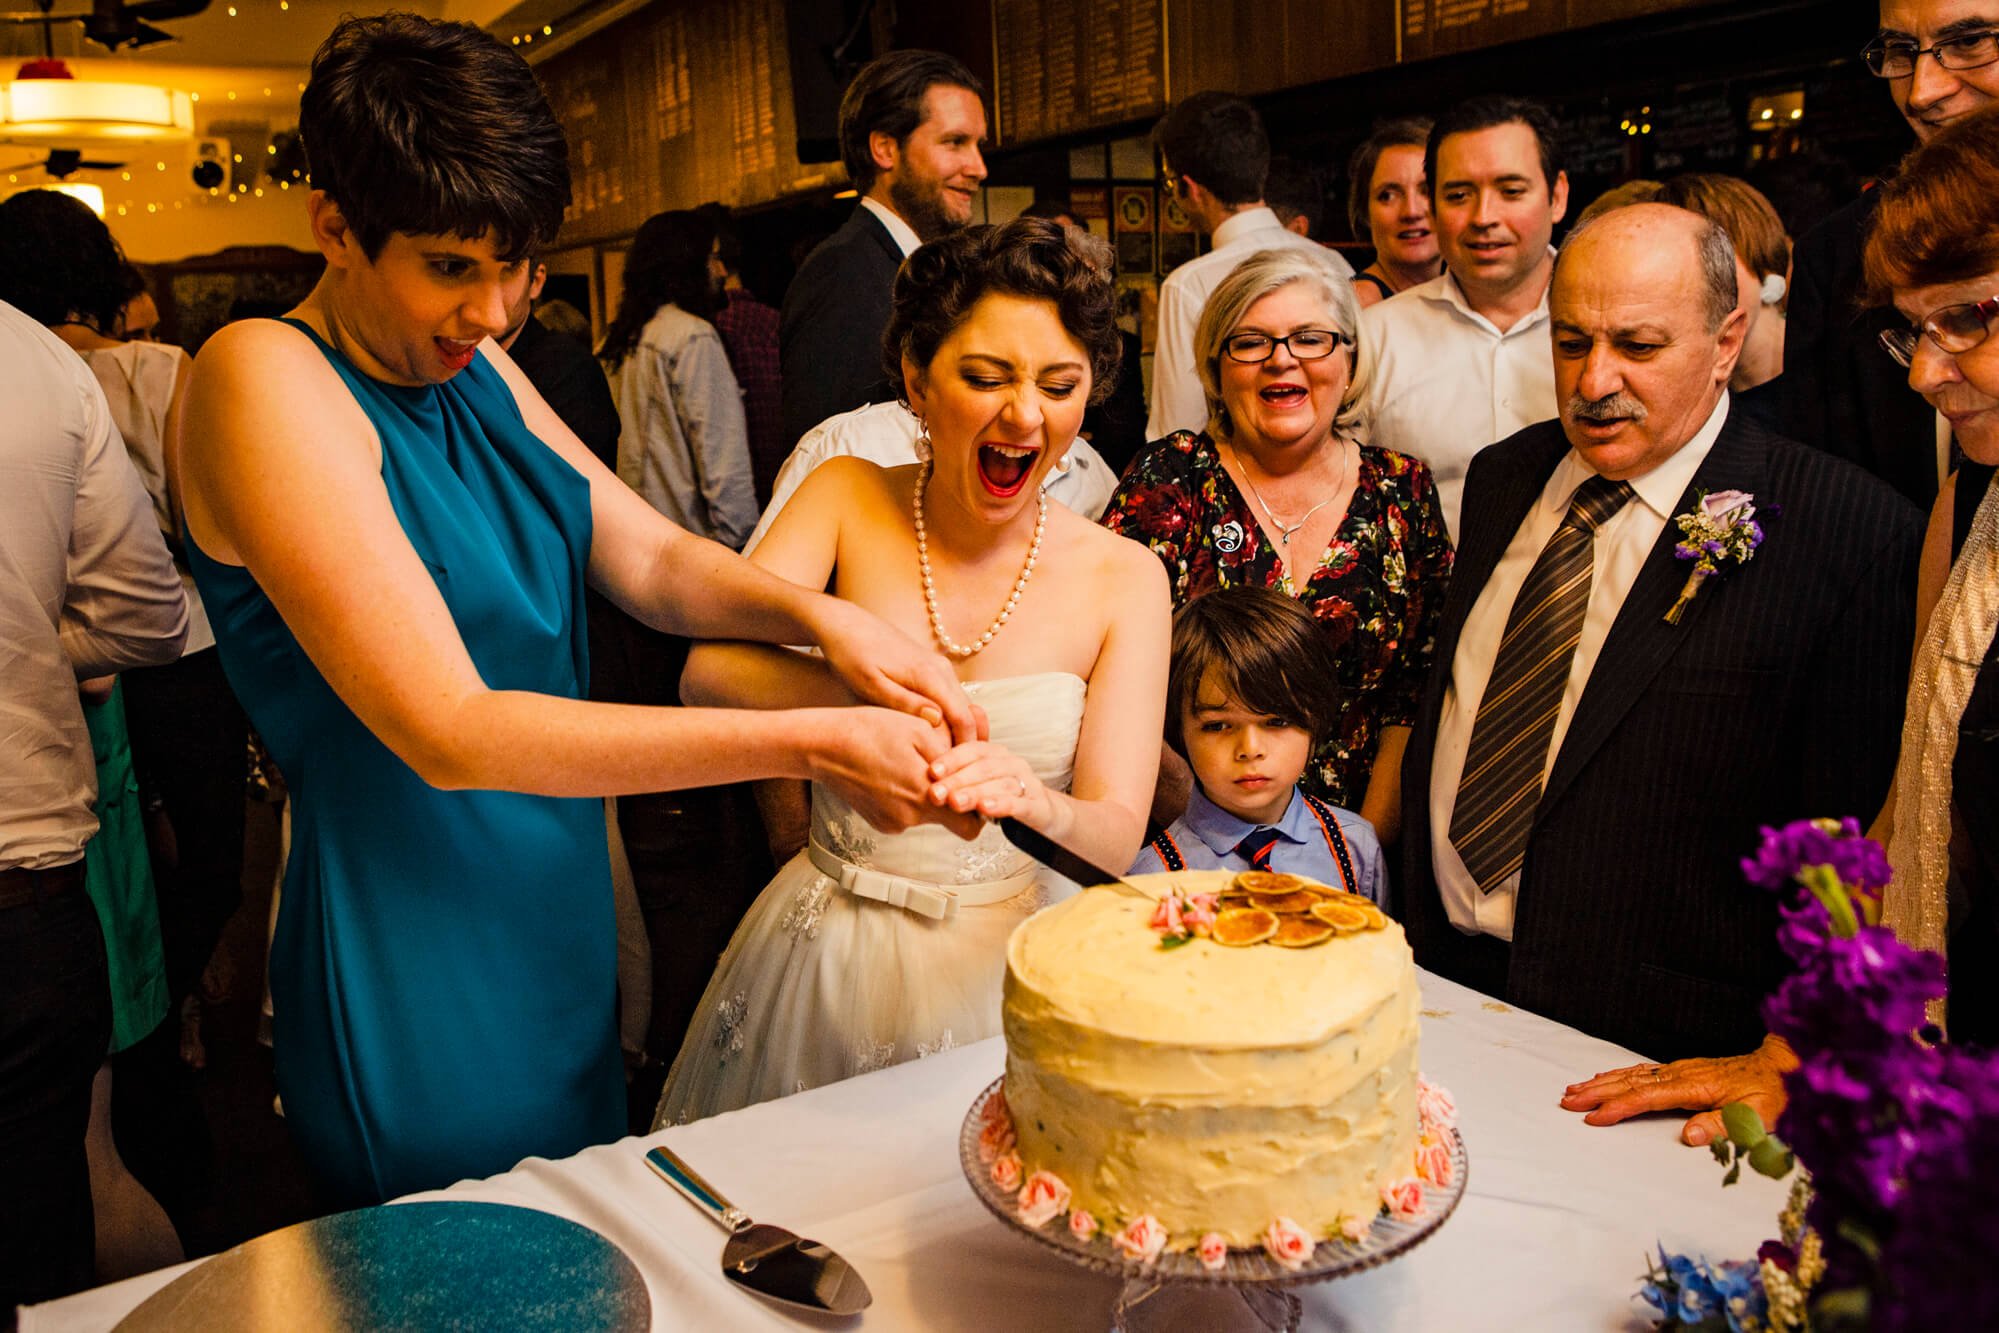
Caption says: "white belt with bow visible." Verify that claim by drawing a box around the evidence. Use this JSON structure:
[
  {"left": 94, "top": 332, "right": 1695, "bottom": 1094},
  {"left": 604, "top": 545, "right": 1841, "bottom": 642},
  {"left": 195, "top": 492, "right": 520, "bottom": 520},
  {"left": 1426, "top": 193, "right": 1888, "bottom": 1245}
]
[{"left": 806, "top": 839, "right": 1034, "bottom": 921}]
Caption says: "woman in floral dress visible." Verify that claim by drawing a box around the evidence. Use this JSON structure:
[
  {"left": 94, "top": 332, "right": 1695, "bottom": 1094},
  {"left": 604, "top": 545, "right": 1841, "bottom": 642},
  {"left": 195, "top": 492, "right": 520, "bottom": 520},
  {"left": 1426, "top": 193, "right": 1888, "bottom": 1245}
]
[{"left": 1104, "top": 247, "right": 1451, "bottom": 844}]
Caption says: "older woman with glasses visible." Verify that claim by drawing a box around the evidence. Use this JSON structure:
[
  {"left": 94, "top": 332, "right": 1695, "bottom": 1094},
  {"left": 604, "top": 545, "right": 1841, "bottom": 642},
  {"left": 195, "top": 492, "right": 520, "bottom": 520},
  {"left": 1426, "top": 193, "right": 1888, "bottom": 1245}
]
[
  {"left": 1103, "top": 248, "right": 1451, "bottom": 845},
  {"left": 1865, "top": 104, "right": 1999, "bottom": 1044}
]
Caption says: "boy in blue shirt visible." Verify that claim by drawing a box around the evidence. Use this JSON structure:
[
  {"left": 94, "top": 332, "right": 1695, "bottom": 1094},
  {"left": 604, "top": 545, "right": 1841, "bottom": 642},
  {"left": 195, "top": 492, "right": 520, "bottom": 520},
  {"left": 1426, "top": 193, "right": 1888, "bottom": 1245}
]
[{"left": 1131, "top": 587, "right": 1387, "bottom": 904}]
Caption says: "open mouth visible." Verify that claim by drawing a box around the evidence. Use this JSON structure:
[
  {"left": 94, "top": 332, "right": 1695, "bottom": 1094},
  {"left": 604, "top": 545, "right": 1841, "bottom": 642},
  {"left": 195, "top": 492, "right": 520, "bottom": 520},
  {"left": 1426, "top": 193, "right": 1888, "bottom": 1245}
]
[
  {"left": 977, "top": 443, "right": 1039, "bottom": 496},
  {"left": 436, "top": 336, "right": 479, "bottom": 370},
  {"left": 1259, "top": 383, "right": 1310, "bottom": 408},
  {"left": 1396, "top": 228, "right": 1431, "bottom": 242}
]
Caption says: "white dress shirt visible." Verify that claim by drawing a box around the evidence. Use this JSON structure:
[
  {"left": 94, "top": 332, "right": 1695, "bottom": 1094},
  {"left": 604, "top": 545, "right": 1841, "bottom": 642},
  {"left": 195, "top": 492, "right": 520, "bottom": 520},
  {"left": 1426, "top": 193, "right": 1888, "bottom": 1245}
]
[
  {"left": 1, "top": 300, "right": 188, "bottom": 870},
  {"left": 1360, "top": 266, "right": 1560, "bottom": 540},
  {"left": 1147, "top": 207, "right": 1352, "bottom": 441},
  {"left": 80, "top": 339, "right": 214, "bottom": 655},
  {"left": 1429, "top": 393, "right": 1730, "bottom": 940},
  {"left": 612, "top": 302, "right": 760, "bottom": 549},
  {"left": 858, "top": 196, "right": 922, "bottom": 259},
  {"left": 743, "top": 401, "right": 1119, "bottom": 554}
]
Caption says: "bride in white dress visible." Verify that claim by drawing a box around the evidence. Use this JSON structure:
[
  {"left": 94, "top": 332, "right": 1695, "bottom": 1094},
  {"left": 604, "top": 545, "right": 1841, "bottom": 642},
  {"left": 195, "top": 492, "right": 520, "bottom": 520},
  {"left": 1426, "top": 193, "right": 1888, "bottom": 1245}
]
[{"left": 656, "top": 219, "right": 1168, "bottom": 1124}]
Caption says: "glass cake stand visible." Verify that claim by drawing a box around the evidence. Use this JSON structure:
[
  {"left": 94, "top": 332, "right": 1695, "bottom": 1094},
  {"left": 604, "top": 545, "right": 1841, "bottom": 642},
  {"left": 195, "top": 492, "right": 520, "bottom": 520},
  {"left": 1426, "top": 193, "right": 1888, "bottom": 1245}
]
[{"left": 958, "top": 1077, "right": 1468, "bottom": 1333}]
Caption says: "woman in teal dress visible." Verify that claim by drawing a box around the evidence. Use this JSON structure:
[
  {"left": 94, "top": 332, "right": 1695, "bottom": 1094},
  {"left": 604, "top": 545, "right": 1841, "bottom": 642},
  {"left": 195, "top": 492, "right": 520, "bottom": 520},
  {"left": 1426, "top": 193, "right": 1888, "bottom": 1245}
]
[{"left": 176, "top": 15, "right": 990, "bottom": 1205}]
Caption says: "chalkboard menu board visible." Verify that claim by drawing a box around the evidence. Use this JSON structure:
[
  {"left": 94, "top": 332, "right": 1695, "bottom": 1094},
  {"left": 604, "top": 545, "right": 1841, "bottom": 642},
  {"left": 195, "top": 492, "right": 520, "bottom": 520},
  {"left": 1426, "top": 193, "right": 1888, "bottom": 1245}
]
[
  {"left": 993, "top": 0, "right": 1165, "bottom": 145},
  {"left": 538, "top": 0, "right": 831, "bottom": 247},
  {"left": 988, "top": 0, "right": 1730, "bottom": 149}
]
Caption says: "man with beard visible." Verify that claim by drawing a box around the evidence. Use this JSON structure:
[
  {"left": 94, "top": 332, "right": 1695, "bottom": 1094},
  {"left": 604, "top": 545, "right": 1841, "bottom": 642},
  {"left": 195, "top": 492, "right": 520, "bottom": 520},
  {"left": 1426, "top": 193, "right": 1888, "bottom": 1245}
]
[
  {"left": 1781, "top": 1, "right": 1999, "bottom": 508},
  {"left": 1400, "top": 205, "right": 1919, "bottom": 1148},
  {"left": 779, "top": 49, "right": 986, "bottom": 450}
]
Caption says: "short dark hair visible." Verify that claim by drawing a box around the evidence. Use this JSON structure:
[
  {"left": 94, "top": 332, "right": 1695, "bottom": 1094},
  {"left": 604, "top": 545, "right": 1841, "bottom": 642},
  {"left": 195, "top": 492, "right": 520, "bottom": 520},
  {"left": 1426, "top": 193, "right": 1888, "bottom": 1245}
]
[
  {"left": 837, "top": 49, "right": 985, "bottom": 195},
  {"left": 1345, "top": 116, "right": 1433, "bottom": 240},
  {"left": 598, "top": 209, "right": 718, "bottom": 372},
  {"left": 1165, "top": 587, "right": 1339, "bottom": 758},
  {"left": 0, "top": 188, "right": 128, "bottom": 329},
  {"left": 1152, "top": 91, "right": 1269, "bottom": 206},
  {"left": 300, "top": 12, "right": 570, "bottom": 262},
  {"left": 1426, "top": 95, "right": 1564, "bottom": 203},
  {"left": 1263, "top": 156, "right": 1324, "bottom": 236},
  {"left": 882, "top": 216, "right": 1121, "bottom": 405}
]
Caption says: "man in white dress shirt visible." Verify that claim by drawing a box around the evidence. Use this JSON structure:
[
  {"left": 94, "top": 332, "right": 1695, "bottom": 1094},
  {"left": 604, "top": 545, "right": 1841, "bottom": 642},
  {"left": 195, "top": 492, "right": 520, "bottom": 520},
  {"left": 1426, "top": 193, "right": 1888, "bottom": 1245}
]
[
  {"left": 1360, "top": 96, "right": 1571, "bottom": 538},
  {"left": 1398, "top": 207, "right": 1919, "bottom": 1147},
  {"left": 1146, "top": 92, "right": 1350, "bottom": 441},
  {"left": 0, "top": 298, "right": 188, "bottom": 1309},
  {"left": 779, "top": 50, "right": 988, "bottom": 448}
]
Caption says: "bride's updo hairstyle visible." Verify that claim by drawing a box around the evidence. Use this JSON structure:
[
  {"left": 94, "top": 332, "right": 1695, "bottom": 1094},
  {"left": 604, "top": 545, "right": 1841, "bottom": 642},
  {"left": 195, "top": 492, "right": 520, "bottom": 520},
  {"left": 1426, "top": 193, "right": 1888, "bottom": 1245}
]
[{"left": 884, "top": 216, "right": 1122, "bottom": 405}]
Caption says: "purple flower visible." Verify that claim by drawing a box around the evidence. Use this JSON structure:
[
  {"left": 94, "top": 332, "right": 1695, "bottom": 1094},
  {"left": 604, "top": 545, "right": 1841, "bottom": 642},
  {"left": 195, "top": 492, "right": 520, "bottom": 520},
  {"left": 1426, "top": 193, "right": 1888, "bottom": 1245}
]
[
  {"left": 1701, "top": 489, "right": 1755, "bottom": 523},
  {"left": 1739, "top": 818, "right": 1889, "bottom": 895}
]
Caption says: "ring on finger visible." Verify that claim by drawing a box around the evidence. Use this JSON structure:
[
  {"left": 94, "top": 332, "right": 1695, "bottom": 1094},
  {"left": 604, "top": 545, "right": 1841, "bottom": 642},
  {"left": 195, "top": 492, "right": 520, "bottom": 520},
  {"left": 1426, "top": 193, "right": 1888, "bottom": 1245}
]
[{"left": 1016, "top": 778, "right": 1028, "bottom": 798}]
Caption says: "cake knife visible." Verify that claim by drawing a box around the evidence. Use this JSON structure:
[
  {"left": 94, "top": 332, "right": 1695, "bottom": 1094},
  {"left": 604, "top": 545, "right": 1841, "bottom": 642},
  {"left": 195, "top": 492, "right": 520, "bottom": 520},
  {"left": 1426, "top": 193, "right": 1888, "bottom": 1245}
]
[
  {"left": 998, "top": 817, "right": 1152, "bottom": 899},
  {"left": 645, "top": 1144, "right": 872, "bottom": 1315}
]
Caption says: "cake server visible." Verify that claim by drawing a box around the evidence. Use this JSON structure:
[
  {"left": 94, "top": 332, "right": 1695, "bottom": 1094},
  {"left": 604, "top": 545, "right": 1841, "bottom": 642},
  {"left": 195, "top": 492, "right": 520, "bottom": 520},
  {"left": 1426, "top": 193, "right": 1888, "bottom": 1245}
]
[
  {"left": 999, "top": 817, "right": 1151, "bottom": 898},
  {"left": 644, "top": 1144, "right": 872, "bottom": 1316}
]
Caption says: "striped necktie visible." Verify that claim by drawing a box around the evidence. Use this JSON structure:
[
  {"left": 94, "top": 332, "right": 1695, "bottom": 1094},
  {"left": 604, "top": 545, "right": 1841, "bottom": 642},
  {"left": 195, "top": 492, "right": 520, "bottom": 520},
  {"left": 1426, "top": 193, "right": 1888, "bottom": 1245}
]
[
  {"left": 1449, "top": 474, "right": 1634, "bottom": 894},
  {"left": 1234, "top": 827, "right": 1282, "bottom": 871}
]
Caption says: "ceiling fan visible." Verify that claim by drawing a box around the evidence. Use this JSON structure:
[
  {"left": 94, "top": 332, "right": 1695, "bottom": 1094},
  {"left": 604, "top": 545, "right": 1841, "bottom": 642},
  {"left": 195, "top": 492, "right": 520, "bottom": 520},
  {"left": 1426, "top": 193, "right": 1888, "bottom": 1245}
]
[
  {"left": 0, "top": 0, "right": 211, "bottom": 54},
  {"left": 1, "top": 146, "right": 124, "bottom": 177}
]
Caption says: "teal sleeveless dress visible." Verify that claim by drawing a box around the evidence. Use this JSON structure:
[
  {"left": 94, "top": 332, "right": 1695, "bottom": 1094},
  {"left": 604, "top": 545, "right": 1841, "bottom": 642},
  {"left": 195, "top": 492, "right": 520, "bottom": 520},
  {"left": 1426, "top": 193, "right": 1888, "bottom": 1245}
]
[{"left": 187, "top": 319, "right": 621, "bottom": 1204}]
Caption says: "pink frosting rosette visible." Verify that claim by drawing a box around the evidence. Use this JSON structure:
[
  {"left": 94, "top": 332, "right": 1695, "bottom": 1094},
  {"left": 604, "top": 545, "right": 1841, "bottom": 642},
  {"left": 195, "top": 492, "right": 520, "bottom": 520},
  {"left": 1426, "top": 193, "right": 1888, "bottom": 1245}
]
[
  {"left": 1149, "top": 894, "right": 1185, "bottom": 937},
  {"left": 1262, "top": 1217, "right": 1315, "bottom": 1271},
  {"left": 981, "top": 1090, "right": 1012, "bottom": 1130},
  {"left": 1382, "top": 1177, "right": 1426, "bottom": 1220},
  {"left": 1113, "top": 1215, "right": 1168, "bottom": 1262},
  {"left": 991, "top": 1150, "right": 1023, "bottom": 1193},
  {"left": 1067, "top": 1209, "right": 1099, "bottom": 1241},
  {"left": 1338, "top": 1213, "right": 1372, "bottom": 1243},
  {"left": 1416, "top": 1077, "right": 1457, "bottom": 1133},
  {"left": 1197, "top": 1232, "right": 1229, "bottom": 1271},
  {"left": 1415, "top": 1132, "right": 1453, "bottom": 1187},
  {"left": 977, "top": 1116, "right": 1016, "bottom": 1164},
  {"left": 1016, "top": 1170, "right": 1072, "bottom": 1229}
]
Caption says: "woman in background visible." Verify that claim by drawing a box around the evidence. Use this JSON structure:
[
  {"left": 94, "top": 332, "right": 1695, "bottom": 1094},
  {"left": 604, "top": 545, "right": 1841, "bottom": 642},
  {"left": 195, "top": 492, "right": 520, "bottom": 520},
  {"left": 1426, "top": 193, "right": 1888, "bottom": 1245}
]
[{"left": 1345, "top": 118, "right": 1442, "bottom": 308}]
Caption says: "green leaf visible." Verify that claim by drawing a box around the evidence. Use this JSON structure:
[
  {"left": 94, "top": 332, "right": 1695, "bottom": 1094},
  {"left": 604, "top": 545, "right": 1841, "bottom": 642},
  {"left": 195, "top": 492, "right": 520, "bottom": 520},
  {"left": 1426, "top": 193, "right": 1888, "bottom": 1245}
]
[
  {"left": 1747, "top": 1137, "right": 1795, "bottom": 1179},
  {"left": 1709, "top": 1139, "right": 1733, "bottom": 1167},
  {"left": 1721, "top": 1102, "right": 1768, "bottom": 1148},
  {"left": 1722, "top": 1158, "right": 1741, "bottom": 1187},
  {"left": 1835, "top": 1217, "right": 1882, "bottom": 1262},
  {"left": 1812, "top": 1285, "right": 1873, "bottom": 1328},
  {"left": 1797, "top": 864, "right": 1861, "bottom": 938},
  {"left": 1158, "top": 933, "right": 1193, "bottom": 950}
]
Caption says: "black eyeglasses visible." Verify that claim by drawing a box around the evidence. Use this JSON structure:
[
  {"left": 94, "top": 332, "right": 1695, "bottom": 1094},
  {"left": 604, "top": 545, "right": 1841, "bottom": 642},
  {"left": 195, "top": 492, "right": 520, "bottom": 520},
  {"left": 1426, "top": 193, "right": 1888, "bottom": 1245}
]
[
  {"left": 1222, "top": 329, "right": 1351, "bottom": 363},
  {"left": 1862, "top": 28, "right": 1999, "bottom": 77},
  {"left": 1880, "top": 295, "right": 1999, "bottom": 368}
]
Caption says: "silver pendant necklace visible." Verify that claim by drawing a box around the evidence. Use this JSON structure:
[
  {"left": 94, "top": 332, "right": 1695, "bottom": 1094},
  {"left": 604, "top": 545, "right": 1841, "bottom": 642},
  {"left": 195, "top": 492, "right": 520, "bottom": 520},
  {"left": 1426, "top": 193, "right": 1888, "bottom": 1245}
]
[{"left": 1229, "top": 440, "right": 1349, "bottom": 550}]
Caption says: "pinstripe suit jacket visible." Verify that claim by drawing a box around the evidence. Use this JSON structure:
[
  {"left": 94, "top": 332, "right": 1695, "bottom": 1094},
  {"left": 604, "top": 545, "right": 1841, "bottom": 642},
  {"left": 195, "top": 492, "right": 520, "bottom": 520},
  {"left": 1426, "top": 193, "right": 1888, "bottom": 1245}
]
[{"left": 1400, "top": 410, "right": 1923, "bottom": 1059}]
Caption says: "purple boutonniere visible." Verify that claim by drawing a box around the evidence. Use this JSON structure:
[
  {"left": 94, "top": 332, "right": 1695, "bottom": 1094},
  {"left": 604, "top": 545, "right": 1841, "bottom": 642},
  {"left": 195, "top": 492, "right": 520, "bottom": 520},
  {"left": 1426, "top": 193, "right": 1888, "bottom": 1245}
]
[{"left": 1664, "top": 489, "right": 1765, "bottom": 624}]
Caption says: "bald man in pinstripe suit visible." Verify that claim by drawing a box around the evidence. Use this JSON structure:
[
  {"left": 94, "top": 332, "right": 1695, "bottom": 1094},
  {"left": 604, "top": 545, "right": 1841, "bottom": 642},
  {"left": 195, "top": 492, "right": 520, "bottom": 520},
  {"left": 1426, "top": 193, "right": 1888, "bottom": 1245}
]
[{"left": 1400, "top": 206, "right": 1921, "bottom": 1148}]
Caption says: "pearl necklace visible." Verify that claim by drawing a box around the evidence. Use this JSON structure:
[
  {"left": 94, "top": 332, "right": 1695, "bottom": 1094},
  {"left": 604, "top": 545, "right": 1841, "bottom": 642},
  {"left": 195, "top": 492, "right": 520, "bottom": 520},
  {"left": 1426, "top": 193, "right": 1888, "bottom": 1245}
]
[
  {"left": 1230, "top": 439, "right": 1349, "bottom": 550},
  {"left": 912, "top": 460, "right": 1046, "bottom": 659}
]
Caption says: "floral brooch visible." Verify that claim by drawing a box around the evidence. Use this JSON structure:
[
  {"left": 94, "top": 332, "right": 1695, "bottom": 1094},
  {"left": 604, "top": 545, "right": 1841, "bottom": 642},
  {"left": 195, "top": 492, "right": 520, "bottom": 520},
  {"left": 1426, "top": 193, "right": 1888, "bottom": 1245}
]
[{"left": 1665, "top": 489, "right": 1765, "bottom": 624}]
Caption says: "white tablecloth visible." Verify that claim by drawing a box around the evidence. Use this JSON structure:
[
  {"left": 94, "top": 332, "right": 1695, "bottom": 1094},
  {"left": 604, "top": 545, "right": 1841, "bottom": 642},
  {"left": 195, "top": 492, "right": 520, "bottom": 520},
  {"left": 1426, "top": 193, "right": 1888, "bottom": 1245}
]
[{"left": 22, "top": 972, "right": 1784, "bottom": 1331}]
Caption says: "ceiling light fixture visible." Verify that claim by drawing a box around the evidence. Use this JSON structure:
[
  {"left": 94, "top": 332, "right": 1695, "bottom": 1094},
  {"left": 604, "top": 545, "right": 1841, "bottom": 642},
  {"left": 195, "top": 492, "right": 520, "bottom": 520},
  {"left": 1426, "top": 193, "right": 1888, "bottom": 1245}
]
[{"left": 0, "top": 59, "right": 193, "bottom": 140}]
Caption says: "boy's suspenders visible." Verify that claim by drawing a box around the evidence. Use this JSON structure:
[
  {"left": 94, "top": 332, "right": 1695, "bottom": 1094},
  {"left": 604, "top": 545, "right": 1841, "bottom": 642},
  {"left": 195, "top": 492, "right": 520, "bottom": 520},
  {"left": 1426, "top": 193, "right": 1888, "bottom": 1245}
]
[
  {"left": 1301, "top": 794, "right": 1360, "bottom": 897},
  {"left": 1145, "top": 799, "right": 1357, "bottom": 893}
]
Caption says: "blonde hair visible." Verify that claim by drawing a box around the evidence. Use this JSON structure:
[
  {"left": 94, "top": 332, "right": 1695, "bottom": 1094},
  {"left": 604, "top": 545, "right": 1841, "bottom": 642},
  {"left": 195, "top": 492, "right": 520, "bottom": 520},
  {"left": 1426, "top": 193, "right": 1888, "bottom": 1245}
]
[{"left": 1193, "top": 248, "right": 1371, "bottom": 442}]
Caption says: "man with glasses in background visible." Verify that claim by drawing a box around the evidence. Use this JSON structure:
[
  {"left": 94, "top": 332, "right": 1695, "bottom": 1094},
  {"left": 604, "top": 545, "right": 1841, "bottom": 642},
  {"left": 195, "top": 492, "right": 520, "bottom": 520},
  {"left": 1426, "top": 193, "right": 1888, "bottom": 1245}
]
[
  {"left": 1146, "top": 92, "right": 1349, "bottom": 441},
  {"left": 1781, "top": 1, "right": 1999, "bottom": 506}
]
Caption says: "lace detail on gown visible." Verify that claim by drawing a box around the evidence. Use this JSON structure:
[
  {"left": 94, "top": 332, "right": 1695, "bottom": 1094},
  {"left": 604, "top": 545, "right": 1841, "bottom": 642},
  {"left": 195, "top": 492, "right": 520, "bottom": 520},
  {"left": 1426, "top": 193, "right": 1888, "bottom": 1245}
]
[{"left": 654, "top": 674, "right": 1087, "bottom": 1126}]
